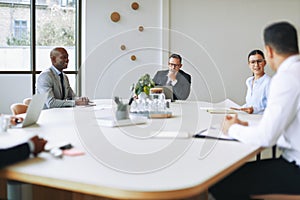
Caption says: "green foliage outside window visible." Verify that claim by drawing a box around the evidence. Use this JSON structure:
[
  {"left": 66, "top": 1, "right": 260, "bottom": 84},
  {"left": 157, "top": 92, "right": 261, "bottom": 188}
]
[{"left": 6, "top": 7, "right": 75, "bottom": 46}]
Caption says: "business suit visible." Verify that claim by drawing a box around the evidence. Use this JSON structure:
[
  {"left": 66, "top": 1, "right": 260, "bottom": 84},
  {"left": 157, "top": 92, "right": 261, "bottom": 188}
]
[
  {"left": 0, "top": 143, "right": 30, "bottom": 168},
  {"left": 153, "top": 69, "right": 191, "bottom": 100},
  {"left": 37, "top": 66, "right": 76, "bottom": 108}
]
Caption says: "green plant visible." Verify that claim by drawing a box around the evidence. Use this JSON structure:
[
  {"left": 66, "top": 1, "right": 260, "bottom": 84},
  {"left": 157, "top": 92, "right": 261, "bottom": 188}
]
[{"left": 134, "top": 74, "right": 155, "bottom": 95}]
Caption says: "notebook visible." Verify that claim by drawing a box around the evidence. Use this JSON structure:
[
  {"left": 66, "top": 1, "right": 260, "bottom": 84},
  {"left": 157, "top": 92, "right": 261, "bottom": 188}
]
[
  {"left": 15, "top": 93, "right": 47, "bottom": 128},
  {"left": 155, "top": 86, "right": 174, "bottom": 102}
]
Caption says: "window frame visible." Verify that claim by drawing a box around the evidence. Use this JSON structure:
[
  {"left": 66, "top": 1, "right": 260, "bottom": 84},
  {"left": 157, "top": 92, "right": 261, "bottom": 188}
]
[{"left": 0, "top": 0, "right": 81, "bottom": 96}]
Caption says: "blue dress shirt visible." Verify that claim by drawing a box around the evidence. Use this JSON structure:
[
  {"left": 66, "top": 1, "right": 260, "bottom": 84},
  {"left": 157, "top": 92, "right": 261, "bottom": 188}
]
[{"left": 243, "top": 74, "right": 271, "bottom": 114}]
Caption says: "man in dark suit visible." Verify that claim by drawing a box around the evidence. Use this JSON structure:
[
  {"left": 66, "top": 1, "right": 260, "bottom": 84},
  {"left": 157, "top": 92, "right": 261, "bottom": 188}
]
[
  {"left": 0, "top": 116, "right": 47, "bottom": 168},
  {"left": 153, "top": 54, "right": 191, "bottom": 100}
]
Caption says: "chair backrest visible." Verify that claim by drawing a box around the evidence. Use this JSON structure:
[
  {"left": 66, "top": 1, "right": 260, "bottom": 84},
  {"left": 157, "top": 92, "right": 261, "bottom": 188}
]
[
  {"left": 23, "top": 98, "right": 32, "bottom": 106},
  {"left": 10, "top": 103, "right": 28, "bottom": 115}
]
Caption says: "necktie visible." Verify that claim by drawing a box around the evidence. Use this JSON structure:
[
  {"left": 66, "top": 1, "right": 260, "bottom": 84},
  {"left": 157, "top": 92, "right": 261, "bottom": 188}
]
[{"left": 59, "top": 73, "right": 65, "bottom": 100}]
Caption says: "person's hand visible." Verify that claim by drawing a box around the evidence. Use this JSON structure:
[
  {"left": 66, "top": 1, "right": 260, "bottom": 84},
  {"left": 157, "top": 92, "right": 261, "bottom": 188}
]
[
  {"left": 30, "top": 136, "right": 47, "bottom": 157},
  {"left": 10, "top": 116, "right": 23, "bottom": 126},
  {"left": 222, "top": 114, "right": 248, "bottom": 135},
  {"left": 240, "top": 107, "right": 254, "bottom": 114},
  {"left": 75, "top": 97, "right": 89, "bottom": 106},
  {"left": 168, "top": 70, "right": 177, "bottom": 81}
]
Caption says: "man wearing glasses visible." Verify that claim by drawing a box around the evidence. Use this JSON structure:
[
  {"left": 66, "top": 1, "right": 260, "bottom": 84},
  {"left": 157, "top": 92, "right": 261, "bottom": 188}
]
[{"left": 153, "top": 54, "right": 191, "bottom": 100}]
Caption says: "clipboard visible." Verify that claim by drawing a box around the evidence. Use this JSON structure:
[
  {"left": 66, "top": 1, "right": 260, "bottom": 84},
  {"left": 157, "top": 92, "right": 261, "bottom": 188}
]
[{"left": 193, "top": 128, "right": 237, "bottom": 141}]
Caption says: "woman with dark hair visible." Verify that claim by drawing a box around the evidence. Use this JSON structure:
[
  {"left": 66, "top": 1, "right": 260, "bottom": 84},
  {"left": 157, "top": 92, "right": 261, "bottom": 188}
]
[{"left": 240, "top": 49, "right": 271, "bottom": 114}]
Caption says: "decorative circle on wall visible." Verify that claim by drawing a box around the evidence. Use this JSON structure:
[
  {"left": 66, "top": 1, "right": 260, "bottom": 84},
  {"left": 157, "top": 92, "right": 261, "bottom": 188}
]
[
  {"left": 138, "top": 26, "right": 144, "bottom": 32},
  {"left": 131, "top": 55, "right": 136, "bottom": 61},
  {"left": 131, "top": 2, "right": 139, "bottom": 10},
  {"left": 120, "top": 45, "right": 126, "bottom": 50},
  {"left": 110, "top": 12, "right": 120, "bottom": 22}
]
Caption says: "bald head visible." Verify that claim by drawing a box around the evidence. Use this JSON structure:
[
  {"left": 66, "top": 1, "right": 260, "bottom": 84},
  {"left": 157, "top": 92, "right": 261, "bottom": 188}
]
[{"left": 50, "top": 47, "right": 69, "bottom": 72}]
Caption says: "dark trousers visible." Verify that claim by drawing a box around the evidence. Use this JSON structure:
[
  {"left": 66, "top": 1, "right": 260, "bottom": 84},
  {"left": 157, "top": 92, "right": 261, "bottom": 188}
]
[{"left": 209, "top": 157, "right": 300, "bottom": 200}]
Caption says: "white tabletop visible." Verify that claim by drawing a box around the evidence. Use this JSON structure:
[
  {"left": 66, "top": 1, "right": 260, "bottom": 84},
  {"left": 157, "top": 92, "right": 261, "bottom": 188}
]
[{"left": 0, "top": 100, "right": 261, "bottom": 199}]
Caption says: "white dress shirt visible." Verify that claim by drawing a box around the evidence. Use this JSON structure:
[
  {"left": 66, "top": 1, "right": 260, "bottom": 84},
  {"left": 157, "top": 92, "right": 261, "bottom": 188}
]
[
  {"left": 243, "top": 74, "right": 271, "bottom": 114},
  {"left": 166, "top": 72, "right": 178, "bottom": 86},
  {"left": 229, "top": 55, "right": 300, "bottom": 166}
]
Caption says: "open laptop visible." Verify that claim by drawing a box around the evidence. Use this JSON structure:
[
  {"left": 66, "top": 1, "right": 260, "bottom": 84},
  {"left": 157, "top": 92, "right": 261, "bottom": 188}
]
[
  {"left": 155, "top": 86, "right": 174, "bottom": 102},
  {"left": 15, "top": 93, "right": 47, "bottom": 128}
]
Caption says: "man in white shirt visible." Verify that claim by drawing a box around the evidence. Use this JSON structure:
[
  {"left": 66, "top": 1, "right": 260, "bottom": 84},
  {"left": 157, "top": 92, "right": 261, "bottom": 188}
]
[{"left": 210, "top": 22, "right": 300, "bottom": 199}]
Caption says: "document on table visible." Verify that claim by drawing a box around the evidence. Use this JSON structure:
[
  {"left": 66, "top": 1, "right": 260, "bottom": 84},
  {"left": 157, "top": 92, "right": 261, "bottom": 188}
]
[
  {"left": 153, "top": 131, "right": 193, "bottom": 139},
  {"left": 205, "top": 108, "right": 239, "bottom": 114},
  {"left": 194, "top": 127, "right": 237, "bottom": 141},
  {"left": 199, "top": 99, "right": 243, "bottom": 114},
  {"left": 97, "top": 117, "right": 148, "bottom": 127}
]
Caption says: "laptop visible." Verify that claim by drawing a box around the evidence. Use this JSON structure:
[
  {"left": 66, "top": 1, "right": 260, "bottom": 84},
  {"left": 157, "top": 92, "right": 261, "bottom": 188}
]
[
  {"left": 155, "top": 86, "right": 174, "bottom": 102},
  {"left": 15, "top": 93, "right": 47, "bottom": 128}
]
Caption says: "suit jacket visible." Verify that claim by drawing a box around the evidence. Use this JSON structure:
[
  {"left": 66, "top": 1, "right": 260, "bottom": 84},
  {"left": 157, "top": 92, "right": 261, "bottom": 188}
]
[
  {"left": 0, "top": 143, "right": 30, "bottom": 168},
  {"left": 37, "top": 67, "right": 76, "bottom": 108},
  {"left": 153, "top": 69, "right": 191, "bottom": 100}
]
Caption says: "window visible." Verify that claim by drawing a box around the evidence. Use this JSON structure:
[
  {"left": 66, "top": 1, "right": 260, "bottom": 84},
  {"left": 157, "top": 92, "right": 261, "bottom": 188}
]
[
  {"left": 14, "top": 20, "right": 28, "bottom": 40},
  {"left": 0, "top": 0, "right": 79, "bottom": 74},
  {"left": 60, "top": 0, "right": 75, "bottom": 7},
  {"left": 0, "top": 0, "right": 80, "bottom": 113}
]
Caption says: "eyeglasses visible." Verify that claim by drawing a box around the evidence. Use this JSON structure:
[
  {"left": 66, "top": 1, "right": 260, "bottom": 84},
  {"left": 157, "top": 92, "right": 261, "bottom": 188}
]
[
  {"left": 249, "top": 59, "right": 265, "bottom": 65},
  {"left": 168, "top": 62, "right": 181, "bottom": 68}
]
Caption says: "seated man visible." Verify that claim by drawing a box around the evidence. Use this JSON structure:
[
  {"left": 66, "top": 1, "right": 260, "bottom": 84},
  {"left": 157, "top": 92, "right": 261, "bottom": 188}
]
[
  {"left": 153, "top": 54, "right": 191, "bottom": 100},
  {"left": 210, "top": 21, "right": 300, "bottom": 199},
  {"left": 37, "top": 47, "right": 89, "bottom": 108},
  {"left": 0, "top": 116, "right": 47, "bottom": 168}
]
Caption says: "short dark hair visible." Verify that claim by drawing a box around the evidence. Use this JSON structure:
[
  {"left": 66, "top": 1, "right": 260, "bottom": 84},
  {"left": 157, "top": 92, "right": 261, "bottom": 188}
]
[
  {"left": 169, "top": 54, "right": 182, "bottom": 63},
  {"left": 248, "top": 49, "right": 265, "bottom": 61},
  {"left": 264, "top": 22, "right": 299, "bottom": 55}
]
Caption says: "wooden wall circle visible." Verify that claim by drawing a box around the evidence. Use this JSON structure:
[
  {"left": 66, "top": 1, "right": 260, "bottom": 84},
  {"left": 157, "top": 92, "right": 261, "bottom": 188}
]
[
  {"left": 131, "top": 55, "right": 136, "bottom": 61},
  {"left": 110, "top": 12, "right": 120, "bottom": 22},
  {"left": 138, "top": 26, "right": 144, "bottom": 32},
  {"left": 120, "top": 45, "right": 126, "bottom": 50},
  {"left": 131, "top": 2, "right": 139, "bottom": 10}
]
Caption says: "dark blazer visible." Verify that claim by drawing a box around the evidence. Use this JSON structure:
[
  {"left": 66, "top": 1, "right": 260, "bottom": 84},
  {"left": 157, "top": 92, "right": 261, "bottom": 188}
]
[
  {"left": 0, "top": 143, "right": 30, "bottom": 168},
  {"left": 153, "top": 69, "right": 191, "bottom": 100}
]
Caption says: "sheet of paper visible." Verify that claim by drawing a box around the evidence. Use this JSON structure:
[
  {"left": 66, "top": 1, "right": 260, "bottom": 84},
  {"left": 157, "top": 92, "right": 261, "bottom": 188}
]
[
  {"left": 97, "top": 117, "right": 148, "bottom": 127},
  {"left": 153, "top": 131, "right": 192, "bottom": 138},
  {"left": 199, "top": 99, "right": 243, "bottom": 114}
]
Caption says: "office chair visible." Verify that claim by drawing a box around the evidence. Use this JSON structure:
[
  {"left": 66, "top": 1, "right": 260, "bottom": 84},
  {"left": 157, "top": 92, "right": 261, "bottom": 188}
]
[
  {"left": 256, "top": 145, "right": 277, "bottom": 160},
  {"left": 10, "top": 103, "right": 28, "bottom": 115},
  {"left": 23, "top": 97, "right": 32, "bottom": 106}
]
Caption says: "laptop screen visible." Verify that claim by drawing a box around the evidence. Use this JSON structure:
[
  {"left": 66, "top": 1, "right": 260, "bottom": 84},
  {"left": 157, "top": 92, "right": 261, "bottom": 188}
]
[{"left": 154, "top": 86, "right": 174, "bottom": 102}]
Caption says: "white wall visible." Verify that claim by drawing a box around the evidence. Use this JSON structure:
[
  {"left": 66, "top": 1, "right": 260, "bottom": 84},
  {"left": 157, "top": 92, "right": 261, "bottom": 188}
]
[
  {"left": 83, "top": 0, "right": 164, "bottom": 100},
  {"left": 83, "top": 0, "right": 300, "bottom": 104},
  {"left": 168, "top": 0, "right": 300, "bottom": 104},
  {"left": 0, "top": 75, "right": 32, "bottom": 114}
]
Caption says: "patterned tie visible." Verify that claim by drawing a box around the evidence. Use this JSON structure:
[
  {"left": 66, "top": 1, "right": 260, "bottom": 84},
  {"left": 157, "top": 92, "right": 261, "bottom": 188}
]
[{"left": 59, "top": 73, "right": 65, "bottom": 100}]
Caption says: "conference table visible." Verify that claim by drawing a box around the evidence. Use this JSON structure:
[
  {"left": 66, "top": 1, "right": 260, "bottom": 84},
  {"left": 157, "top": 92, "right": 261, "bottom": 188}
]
[{"left": 0, "top": 99, "right": 262, "bottom": 200}]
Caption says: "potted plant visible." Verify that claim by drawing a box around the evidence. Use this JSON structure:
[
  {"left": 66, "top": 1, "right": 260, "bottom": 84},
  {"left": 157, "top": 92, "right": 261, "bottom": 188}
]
[{"left": 134, "top": 74, "right": 155, "bottom": 96}]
